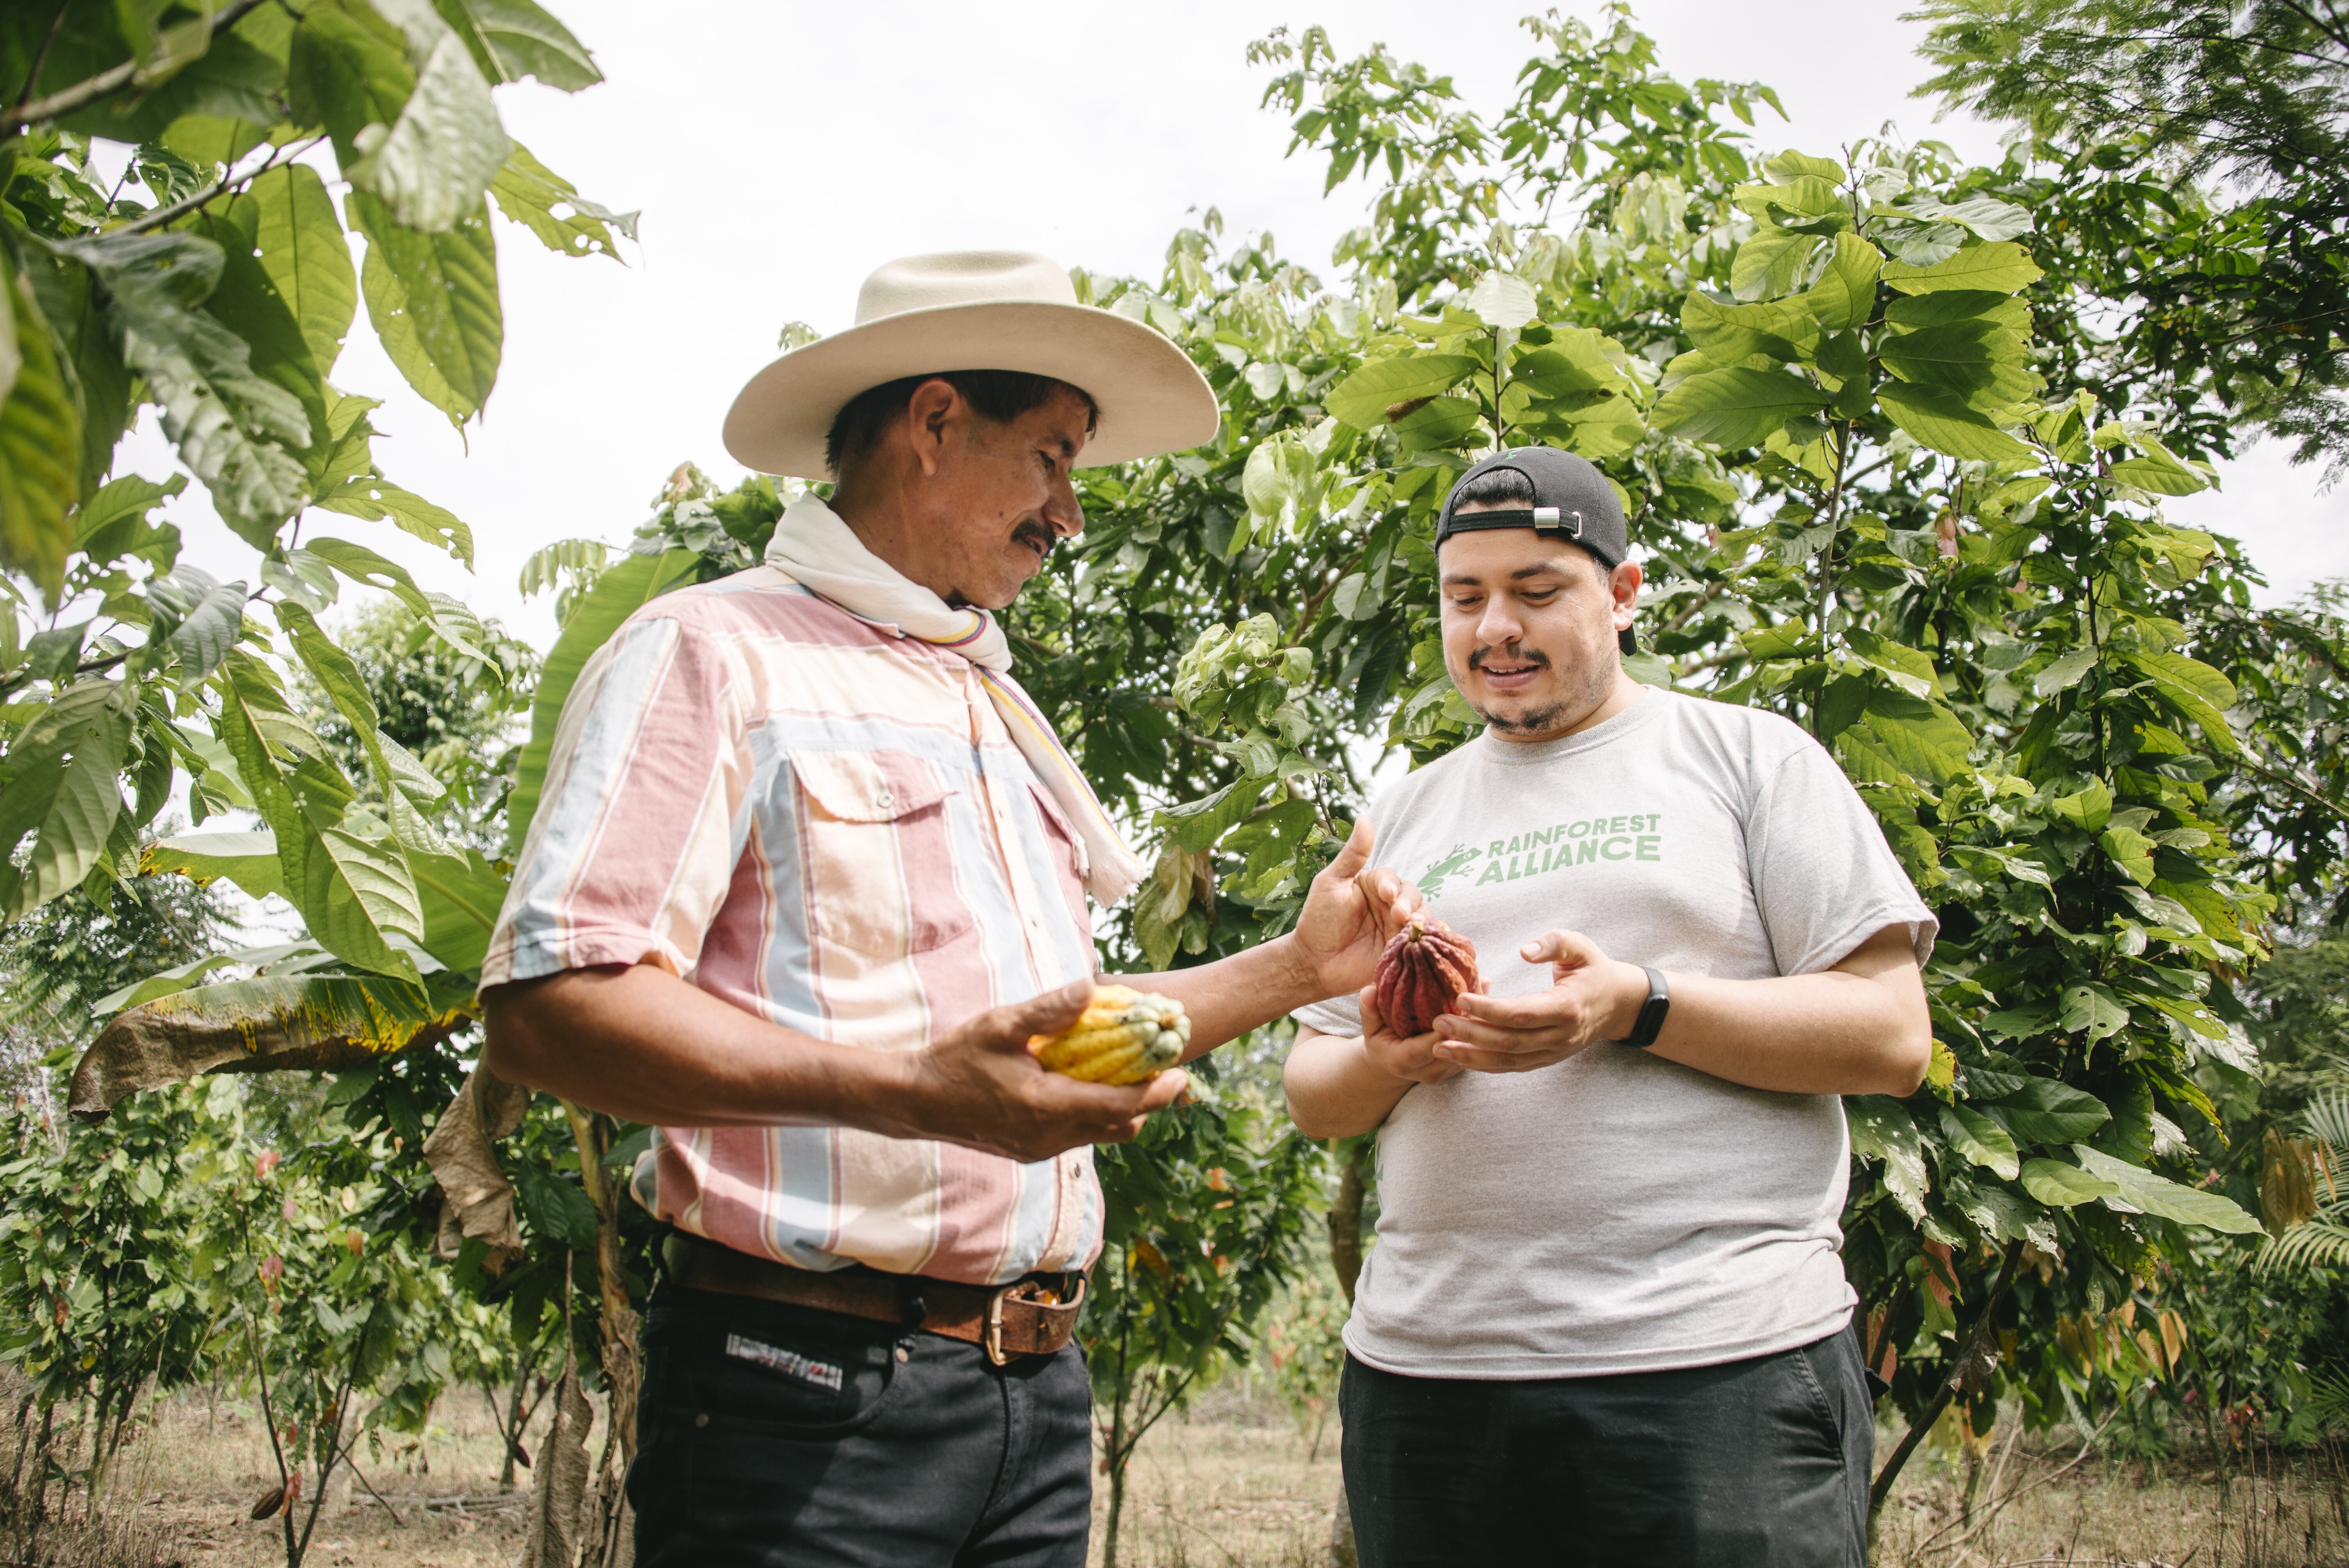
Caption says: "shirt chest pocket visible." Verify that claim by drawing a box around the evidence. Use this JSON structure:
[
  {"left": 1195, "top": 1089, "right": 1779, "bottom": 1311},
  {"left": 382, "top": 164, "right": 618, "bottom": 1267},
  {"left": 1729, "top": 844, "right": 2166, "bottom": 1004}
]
[{"left": 790, "top": 749, "right": 978, "bottom": 956}]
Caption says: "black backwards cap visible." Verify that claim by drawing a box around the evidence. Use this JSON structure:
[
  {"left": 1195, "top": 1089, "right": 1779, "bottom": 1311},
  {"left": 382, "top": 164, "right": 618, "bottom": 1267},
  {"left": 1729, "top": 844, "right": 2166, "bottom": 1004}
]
[
  {"left": 1435, "top": 445, "right": 1631, "bottom": 568},
  {"left": 1436, "top": 446, "right": 1640, "bottom": 653}
]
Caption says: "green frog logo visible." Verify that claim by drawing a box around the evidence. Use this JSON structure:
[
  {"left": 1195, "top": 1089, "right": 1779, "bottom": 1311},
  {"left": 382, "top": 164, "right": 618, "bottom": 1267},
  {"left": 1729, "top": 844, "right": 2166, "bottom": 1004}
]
[{"left": 1418, "top": 842, "right": 1482, "bottom": 897}]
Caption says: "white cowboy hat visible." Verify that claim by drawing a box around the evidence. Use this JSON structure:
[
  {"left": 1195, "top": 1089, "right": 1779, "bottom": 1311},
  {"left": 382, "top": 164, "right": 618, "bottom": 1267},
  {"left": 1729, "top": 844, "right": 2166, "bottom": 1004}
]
[{"left": 722, "top": 250, "right": 1222, "bottom": 478}]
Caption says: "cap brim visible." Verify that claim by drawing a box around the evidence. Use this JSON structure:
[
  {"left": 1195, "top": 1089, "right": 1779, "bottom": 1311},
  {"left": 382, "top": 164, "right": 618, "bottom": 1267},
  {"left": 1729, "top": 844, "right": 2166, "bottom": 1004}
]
[{"left": 722, "top": 300, "right": 1222, "bottom": 478}]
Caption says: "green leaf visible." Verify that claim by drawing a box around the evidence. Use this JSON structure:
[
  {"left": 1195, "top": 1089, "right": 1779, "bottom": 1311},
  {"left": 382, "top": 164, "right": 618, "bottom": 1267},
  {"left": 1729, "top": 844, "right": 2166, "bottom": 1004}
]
[
  {"left": 1992, "top": 1076, "right": 2111, "bottom": 1143},
  {"left": 1877, "top": 320, "right": 2035, "bottom": 409},
  {"left": 342, "top": 6, "right": 512, "bottom": 234},
  {"left": 349, "top": 190, "right": 502, "bottom": 425},
  {"left": 2034, "top": 646, "right": 2098, "bottom": 697},
  {"left": 2049, "top": 776, "right": 2113, "bottom": 831},
  {"left": 1884, "top": 291, "right": 2030, "bottom": 334},
  {"left": 1876, "top": 381, "right": 2035, "bottom": 465},
  {"left": 215, "top": 654, "right": 421, "bottom": 980},
  {"left": 220, "top": 164, "right": 357, "bottom": 381},
  {"left": 1391, "top": 396, "right": 1483, "bottom": 452},
  {"left": 2070, "top": 1144, "right": 2262, "bottom": 1235},
  {"left": 507, "top": 548, "right": 700, "bottom": 855},
  {"left": 1154, "top": 776, "right": 1272, "bottom": 855},
  {"left": 2058, "top": 982, "right": 2131, "bottom": 1042},
  {"left": 1463, "top": 271, "right": 1537, "bottom": 330},
  {"left": 1762, "top": 149, "right": 1844, "bottom": 182},
  {"left": 91, "top": 942, "right": 317, "bottom": 1016},
  {"left": 1880, "top": 241, "right": 2044, "bottom": 295},
  {"left": 190, "top": 203, "right": 328, "bottom": 470},
  {"left": 433, "top": 0, "right": 603, "bottom": 89},
  {"left": 1906, "top": 196, "right": 2033, "bottom": 242},
  {"left": 1324, "top": 354, "right": 1481, "bottom": 429},
  {"left": 65, "top": 231, "right": 313, "bottom": 543},
  {"left": 1680, "top": 293, "right": 1817, "bottom": 365},
  {"left": 513, "top": 1164, "right": 600, "bottom": 1246},
  {"left": 2100, "top": 825, "right": 2158, "bottom": 886},
  {"left": 313, "top": 476, "right": 475, "bottom": 563},
  {"left": 139, "top": 828, "right": 289, "bottom": 901},
  {"left": 1942, "top": 1105, "right": 2020, "bottom": 1180},
  {"left": 0, "top": 250, "right": 85, "bottom": 598},
  {"left": 1844, "top": 688, "right": 1975, "bottom": 787},
  {"left": 154, "top": 566, "right": 248, "bottom": 684},
  {"left": 1797, "top": 232, "right": 1882, "bottom": 333},
  {"left": 300, "top": 535, "right": 435, "bottom": 616},
  {"left": 2124, "top": 651, "right": 2239, "bottom": 756},
  {"left": 1729, "top": 226, "right": 1819, "bottom": 302},
  {"left": 72, "top": 473, "right": 187, "bottom": 568},
  {"left": 407, "top": 844, "right": 509, "bottom": 973},
  {"left": 1652, "top": 366, "right": 1827, "bottom": 448},
  {"left": 1846, "top": 1094, "right": 1929, "bottom": 1219},
  {"left": 488, "top": 142, "right": 634, "bottom": 261},
  {"left": 0, "top": 682, "right": 130, "bottom": 917},
  {"left": 2107, "top": 451, "right": 2208, "bottom": 496},
  {"left": 2021, "top": 1156, "right": 2118, "bottom": 1206},
  {"left": 1844, "top": 628, "right": 1944, "bottom": 699}
]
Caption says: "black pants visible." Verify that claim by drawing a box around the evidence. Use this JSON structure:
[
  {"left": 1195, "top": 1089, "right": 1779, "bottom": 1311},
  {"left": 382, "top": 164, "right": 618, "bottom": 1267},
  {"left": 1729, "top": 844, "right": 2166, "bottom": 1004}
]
[
  {"left": 1341, "top": 1329, "right": 1874, "bottom": 1567},
  {"left": 628, "top": 1283, "right": 1092, "bottom": 1567}
]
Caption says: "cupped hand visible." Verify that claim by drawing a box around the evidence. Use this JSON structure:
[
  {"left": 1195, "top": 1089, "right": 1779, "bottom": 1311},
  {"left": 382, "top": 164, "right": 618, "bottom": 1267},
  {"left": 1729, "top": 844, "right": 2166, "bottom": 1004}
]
[
  {"left": 1359, "top": 985, "right": 1464, "bottom": 1087},
  {"left": 900, "top": 979, "right": 1189, "bottom": 1162},
  {"left": 1432, "top": 928, "right": 1647, "bottom": 1074},
  {"left": 1291, "top": 816, "right": 1426, "bottom": 1001}
]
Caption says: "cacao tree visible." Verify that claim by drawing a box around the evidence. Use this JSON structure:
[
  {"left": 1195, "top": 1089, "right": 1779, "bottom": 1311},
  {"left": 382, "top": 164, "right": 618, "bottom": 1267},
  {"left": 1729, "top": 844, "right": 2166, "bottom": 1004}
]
[{"left": 22, "top": 6, "right": 2349, "bottom": 1548}]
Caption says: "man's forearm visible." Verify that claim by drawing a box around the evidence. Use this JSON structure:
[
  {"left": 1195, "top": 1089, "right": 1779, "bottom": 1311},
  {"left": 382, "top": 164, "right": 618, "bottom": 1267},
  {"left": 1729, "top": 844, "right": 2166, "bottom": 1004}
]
[
  {"left": 1284, "top": 1026, "right": 1414, "bottom": 1138},
  {"left": 483, "top": 965, "right": 915, "bottom": 1130},
  {"left": 1116, "top": 932, "right": 1321, "bottom": 1061},
  {"left": 483, "top": 964, "right": 1186, "bottom": 1165},
  {"left": 1631, "top": 966, "right": 1931, "bottom": 1096}
]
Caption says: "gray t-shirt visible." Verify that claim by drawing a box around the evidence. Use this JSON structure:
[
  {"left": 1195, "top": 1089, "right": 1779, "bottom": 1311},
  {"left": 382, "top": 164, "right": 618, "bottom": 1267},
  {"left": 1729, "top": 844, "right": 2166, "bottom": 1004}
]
[{"left": 1295, "top": 688, "right": 1935, "bottom": 1380}]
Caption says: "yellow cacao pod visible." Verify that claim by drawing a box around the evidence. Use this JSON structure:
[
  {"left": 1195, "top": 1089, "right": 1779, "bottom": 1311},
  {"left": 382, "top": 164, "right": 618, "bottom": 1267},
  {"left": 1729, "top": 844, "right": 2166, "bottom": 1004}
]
[{"left": 1031, "top": 987, "right": 1189, "bottom": 1084}]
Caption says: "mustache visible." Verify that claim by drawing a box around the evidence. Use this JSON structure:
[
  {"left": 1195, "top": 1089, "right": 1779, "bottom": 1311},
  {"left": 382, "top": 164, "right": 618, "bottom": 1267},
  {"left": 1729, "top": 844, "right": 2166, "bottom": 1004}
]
[
  {"left": 1468, "top": 644, "right": 1551, "bottom": 672},
  {"left": 1012, "top": 519, "right": 1056, "bottom": 560}
]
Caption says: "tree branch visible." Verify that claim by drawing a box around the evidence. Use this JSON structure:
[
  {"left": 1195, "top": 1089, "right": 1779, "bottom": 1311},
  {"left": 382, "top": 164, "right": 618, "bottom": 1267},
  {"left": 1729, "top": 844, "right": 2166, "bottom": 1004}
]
[
  {"left": 3, "top": 0, "right": 272, "bottom": 133},
  {"left": 1869, "top": 1238, "right": 2027, "bottom": 1524}
]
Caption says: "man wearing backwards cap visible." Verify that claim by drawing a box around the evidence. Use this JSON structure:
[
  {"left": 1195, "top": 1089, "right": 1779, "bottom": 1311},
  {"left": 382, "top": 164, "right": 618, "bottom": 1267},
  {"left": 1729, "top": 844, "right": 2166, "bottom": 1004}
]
[
  {"left": 478, "top": 251, "right": 1418, "bottom": 1566},
  {"left": 1286, "top": 446, "right": 1937, "bottom": 1566}
]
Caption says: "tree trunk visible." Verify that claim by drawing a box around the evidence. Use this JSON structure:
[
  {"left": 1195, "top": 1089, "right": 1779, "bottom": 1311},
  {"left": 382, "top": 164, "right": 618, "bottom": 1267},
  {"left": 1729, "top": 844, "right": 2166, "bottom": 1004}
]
[
  {"left": 1329, "top": 1155, "right": 1365, "bottom": 1306},
  {"left": 1102, "top": 1312, "right": 1132, "bottom": 1568}
]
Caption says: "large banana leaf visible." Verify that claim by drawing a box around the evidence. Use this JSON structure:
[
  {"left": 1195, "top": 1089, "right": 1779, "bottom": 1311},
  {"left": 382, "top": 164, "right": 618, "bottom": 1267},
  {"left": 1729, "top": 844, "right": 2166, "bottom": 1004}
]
[{"left": 70, "top": 973, "right": 473, "bottom": 1120}]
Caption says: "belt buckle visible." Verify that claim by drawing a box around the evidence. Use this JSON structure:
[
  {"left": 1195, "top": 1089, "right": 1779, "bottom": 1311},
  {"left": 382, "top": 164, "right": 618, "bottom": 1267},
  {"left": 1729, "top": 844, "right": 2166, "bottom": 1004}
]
[{"left": 983, "top": 1284, "right": 1015, "bottom": 1367}]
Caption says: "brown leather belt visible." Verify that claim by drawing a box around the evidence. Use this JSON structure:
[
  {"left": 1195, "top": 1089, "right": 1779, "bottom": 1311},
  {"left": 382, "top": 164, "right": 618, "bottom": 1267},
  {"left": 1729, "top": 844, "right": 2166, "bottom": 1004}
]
[{"left": 663, "top": 1234, "right": 1086, "bottom": 1365}]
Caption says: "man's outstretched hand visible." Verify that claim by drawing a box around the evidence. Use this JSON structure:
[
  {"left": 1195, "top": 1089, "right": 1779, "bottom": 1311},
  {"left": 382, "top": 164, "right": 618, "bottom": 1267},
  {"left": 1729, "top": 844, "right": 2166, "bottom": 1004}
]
[
  {"left": 896, "top": 979, "right": 1190, "bottom": 1163},
  {"left": 1431, "top": 928, "right": 1647, "bottom": 1074},
  {"left": 1290, "top": 816, "right": 1425, "bottom": 1000}
]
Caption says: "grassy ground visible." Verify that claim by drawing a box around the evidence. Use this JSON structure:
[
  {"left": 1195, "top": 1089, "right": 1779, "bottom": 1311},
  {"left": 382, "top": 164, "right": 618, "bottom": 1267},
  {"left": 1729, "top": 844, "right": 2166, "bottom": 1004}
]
[{"left": 2, "top": 1379, "right": 2343, "bottom": 1567}]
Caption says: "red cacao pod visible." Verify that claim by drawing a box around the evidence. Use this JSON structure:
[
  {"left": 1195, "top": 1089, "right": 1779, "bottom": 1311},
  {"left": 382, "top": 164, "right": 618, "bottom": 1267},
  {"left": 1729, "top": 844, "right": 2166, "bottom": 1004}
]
[{"left": 1372, "top": 915, "right": 1480, "bottom": 1037}]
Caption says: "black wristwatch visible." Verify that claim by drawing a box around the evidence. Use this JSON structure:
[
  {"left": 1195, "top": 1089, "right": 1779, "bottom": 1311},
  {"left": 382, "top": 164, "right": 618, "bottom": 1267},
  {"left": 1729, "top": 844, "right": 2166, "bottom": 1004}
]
[{"left": 1621, "top": 965, "right": 1671, "bottom": 1049}]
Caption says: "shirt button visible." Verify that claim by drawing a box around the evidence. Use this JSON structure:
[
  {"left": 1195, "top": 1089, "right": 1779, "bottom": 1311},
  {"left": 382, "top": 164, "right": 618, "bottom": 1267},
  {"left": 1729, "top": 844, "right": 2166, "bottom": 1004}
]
[
  {"left": 894, "top": 1345, "right": 910, "bottom": 1363},
  {"left": 694, "top": 1413, "right": 710, "bottom": 1429}
]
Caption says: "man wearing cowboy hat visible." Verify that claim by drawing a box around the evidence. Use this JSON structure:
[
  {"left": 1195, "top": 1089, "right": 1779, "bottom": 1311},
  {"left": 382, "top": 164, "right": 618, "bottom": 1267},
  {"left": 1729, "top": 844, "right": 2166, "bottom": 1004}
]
[{"left": 480, "top": 251, "right": 1417, "bottom": 1566}]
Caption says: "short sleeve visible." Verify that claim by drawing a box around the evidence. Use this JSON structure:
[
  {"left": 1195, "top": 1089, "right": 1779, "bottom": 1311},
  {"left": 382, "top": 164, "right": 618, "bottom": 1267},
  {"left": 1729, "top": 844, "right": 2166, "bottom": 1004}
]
[
  {"left": 481, "top": 614, "right": 752, "bottom": 988},
  {"left": 1746, "top": 740, "right": 1937, "bottom": 977}
]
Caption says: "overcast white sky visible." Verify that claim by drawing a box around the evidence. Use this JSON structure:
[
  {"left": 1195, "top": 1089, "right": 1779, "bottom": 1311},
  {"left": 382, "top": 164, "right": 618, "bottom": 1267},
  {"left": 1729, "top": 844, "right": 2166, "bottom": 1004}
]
[{"left": 131, "top": 0, "right": 2342, "bottom": 648}]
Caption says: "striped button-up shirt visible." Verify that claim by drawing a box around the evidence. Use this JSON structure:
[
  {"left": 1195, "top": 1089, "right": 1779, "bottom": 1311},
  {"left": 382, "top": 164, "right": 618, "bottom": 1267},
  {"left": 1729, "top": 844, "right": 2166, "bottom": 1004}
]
[{"left": 481, "top": 567, "right": 1103, "bottom": 1285}]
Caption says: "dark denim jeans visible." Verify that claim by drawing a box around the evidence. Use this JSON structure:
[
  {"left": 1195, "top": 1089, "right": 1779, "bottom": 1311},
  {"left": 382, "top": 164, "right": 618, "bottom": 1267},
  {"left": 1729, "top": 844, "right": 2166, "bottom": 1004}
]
[
  {"left": 628, "top": 1282, "right": 1091, "bottom": 1567},
  {"left": 1341, "top": 1328, "right": 1874, "bottom": 1567}
]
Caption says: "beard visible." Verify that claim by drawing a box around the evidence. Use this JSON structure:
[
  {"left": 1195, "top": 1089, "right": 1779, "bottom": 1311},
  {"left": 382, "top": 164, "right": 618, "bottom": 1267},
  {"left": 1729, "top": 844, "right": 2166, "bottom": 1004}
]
[{"left": 1464, "top": 637, "right": 1614, "bottom": 737}]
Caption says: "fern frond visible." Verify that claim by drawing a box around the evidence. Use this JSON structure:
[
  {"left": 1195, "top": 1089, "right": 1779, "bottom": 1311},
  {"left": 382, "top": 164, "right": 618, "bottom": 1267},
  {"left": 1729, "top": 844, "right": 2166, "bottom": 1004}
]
[{"left": 2258, "top": 1215, "right": 2349, "bottom": 1274}]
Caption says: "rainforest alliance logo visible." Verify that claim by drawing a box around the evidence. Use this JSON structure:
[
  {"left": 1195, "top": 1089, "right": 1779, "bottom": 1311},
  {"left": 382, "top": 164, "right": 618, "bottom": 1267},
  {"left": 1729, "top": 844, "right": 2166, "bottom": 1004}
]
[{"left": 1417, "top": 812, "right": 1664, "bottom": 894}]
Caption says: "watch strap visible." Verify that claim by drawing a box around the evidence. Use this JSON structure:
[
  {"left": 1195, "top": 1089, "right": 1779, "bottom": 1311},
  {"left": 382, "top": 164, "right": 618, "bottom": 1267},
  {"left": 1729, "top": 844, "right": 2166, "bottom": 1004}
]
[{"left": 1625, "top": 965, "right": 1670, "bottom": 1049}]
